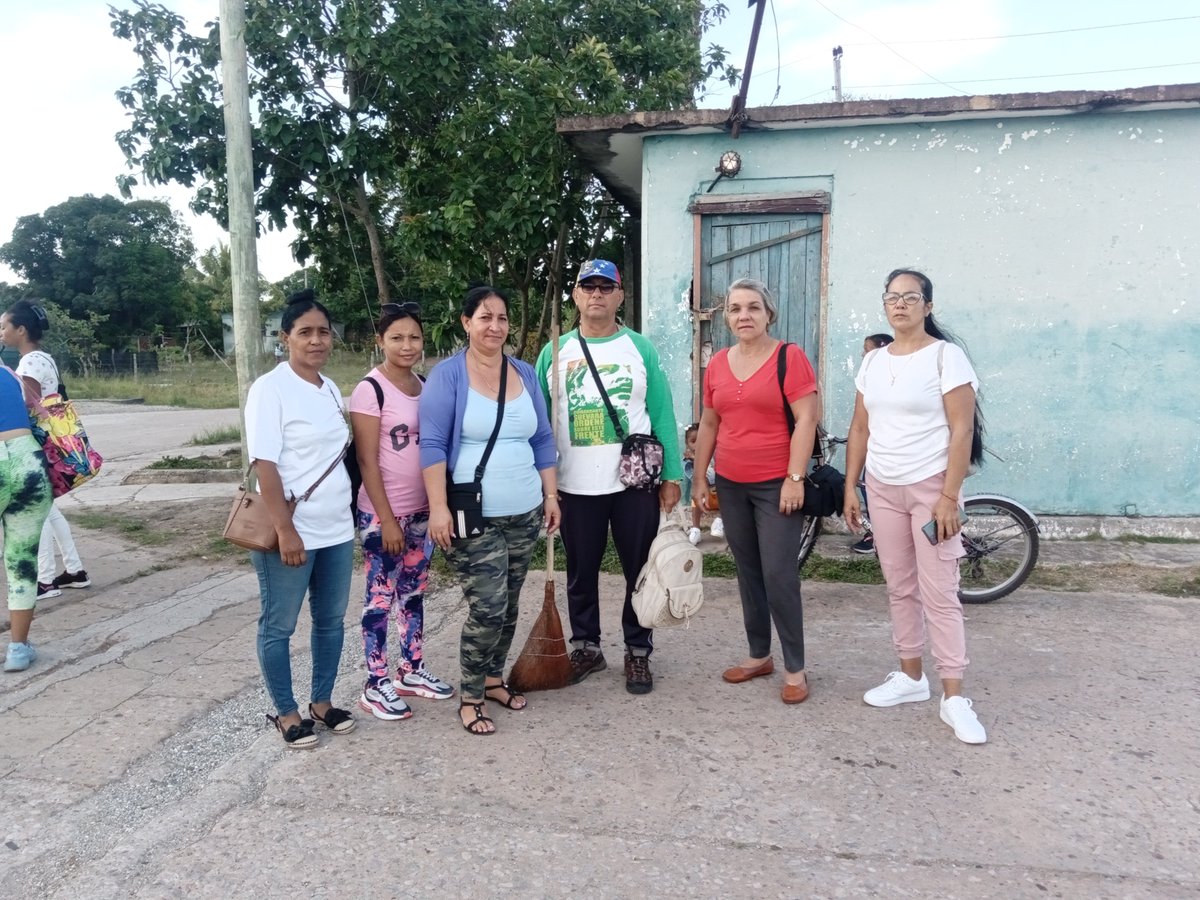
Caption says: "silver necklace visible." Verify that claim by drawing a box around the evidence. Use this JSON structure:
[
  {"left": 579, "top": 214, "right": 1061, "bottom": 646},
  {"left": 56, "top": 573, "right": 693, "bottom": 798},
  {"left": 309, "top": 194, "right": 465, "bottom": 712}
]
[{"left": 887, "top": 350, "right": 916, "bottom": 386}]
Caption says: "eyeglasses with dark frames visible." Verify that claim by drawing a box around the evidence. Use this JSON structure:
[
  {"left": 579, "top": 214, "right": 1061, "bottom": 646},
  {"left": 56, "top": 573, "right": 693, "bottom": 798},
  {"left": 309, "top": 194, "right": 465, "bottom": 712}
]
[
  {"left": 881, "top": 292, "right": 926, "bottom": 307},
  {"left": 577, "top": 282, "right": 618, "bottom": 295}
]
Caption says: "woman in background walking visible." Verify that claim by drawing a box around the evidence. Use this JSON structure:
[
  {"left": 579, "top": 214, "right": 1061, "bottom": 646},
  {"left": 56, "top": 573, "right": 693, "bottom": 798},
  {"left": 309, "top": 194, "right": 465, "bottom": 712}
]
[{"left": 0, "top": 300, "right": 90, "bottom": 599}]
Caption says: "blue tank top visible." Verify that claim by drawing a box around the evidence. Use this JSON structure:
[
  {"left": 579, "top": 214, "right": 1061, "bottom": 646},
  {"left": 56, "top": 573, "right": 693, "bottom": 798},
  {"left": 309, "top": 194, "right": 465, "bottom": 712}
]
[{"left": 0, "top": 370, "right": 30, "bottom": 431}]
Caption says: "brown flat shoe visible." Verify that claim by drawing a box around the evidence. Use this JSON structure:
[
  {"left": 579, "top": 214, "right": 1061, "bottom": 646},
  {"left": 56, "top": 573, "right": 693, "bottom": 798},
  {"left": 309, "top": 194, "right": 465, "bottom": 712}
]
[
  {"left": 781, "top": 679, "right": 809, "bottom": 705},
  {"left": 722, "top": 658, "right": 775, "bottom": 684}
]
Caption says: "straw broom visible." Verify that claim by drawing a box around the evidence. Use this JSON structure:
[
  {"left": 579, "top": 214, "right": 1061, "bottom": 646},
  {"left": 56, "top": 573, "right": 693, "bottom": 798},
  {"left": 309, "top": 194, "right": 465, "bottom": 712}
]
[{"left": 507, "top": 264, "right": 573, "bottom": 693}]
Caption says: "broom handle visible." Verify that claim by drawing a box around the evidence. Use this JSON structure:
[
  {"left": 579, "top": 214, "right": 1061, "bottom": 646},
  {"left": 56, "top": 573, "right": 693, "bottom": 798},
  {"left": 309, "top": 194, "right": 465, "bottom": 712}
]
[{"left": 548, "top": 259, "right": 561, "bottom": 583}]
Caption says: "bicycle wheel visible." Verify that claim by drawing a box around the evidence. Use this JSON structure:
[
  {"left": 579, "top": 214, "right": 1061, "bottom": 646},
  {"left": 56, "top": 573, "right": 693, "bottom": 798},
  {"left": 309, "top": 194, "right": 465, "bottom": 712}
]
[
  {"left": 796, "top": 515, "right": 823, "bottom": 571},
  {"left": 958, "top": 497, "right": 1039, "bottom": 603}
]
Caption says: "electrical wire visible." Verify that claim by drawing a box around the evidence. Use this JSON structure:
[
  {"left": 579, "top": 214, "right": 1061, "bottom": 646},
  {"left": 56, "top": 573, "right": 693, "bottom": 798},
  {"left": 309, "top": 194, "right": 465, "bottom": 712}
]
[
  {"left": 842, "top": 15, "right": 1200, "bottom": 46},
  {"left": 810, "top": 0, "right": 971, "bottom": 95}
]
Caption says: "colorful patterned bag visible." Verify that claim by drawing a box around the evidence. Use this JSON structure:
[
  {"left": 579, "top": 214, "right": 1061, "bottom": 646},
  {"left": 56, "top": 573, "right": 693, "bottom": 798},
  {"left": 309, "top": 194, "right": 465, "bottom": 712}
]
[{"left": 29, "top": 393, "right": 103, "bottom": 497}]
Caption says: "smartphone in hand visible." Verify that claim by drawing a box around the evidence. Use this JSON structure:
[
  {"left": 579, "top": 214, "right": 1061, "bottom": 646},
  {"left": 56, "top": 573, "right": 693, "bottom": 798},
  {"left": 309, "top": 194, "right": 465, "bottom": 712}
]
[{"left": 922, "top": 509, "right": 969, "bottom": 545}]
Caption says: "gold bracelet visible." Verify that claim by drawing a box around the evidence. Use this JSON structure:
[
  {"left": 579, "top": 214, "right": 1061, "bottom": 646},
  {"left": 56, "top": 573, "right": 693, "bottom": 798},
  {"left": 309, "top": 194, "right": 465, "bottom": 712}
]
[{"left": 941, "top": 491, "right": 957, "bottom": 502}]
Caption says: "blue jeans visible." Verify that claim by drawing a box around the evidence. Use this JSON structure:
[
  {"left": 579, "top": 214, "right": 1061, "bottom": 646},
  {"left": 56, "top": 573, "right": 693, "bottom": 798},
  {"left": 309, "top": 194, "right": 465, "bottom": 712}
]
[{"left": 251, "top": 540, "right": 354, "bottom": 716}]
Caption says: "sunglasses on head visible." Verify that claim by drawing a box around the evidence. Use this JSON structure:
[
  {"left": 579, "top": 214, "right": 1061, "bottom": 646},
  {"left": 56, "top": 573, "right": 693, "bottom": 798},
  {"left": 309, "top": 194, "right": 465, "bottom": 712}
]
[{"left": 381, "top": 301, "right": 421, "bottom": 317}]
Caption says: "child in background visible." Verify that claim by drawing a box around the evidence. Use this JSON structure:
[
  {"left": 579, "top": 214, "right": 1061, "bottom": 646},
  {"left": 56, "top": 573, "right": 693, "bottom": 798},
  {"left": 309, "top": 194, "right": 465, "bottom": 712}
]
[
  {"left": 851, "top": 333, "right": 894, "bottom": 554},
  {"left": 682, "top": 423, "right": 723, "bottom": 546}
]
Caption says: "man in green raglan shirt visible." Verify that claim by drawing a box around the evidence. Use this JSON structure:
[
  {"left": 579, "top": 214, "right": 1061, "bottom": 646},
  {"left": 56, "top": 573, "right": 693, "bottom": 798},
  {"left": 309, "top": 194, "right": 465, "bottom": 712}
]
[{"left": 536, "top": 259, "right": 682, "bottom": 695}]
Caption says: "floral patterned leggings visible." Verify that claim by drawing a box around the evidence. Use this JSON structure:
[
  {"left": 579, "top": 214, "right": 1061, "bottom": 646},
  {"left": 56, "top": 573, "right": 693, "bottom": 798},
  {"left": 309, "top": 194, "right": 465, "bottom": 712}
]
[{"left": 357, "top": 509, "right": 434, "bottom": 687}]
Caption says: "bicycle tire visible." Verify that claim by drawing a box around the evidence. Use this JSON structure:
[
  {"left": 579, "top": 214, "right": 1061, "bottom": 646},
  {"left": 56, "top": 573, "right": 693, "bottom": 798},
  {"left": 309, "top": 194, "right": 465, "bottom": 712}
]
[
  {"left": 958, "top": 496, "right": 1039, "bottom": 603},
  {"left": 796, "top": 515, "right": 823, "bottom": 571}
]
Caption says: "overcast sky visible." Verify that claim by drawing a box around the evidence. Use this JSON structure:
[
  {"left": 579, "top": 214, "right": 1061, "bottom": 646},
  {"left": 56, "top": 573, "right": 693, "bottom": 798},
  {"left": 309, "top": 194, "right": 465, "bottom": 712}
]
[{"left": 2, "top": 1, "right": 1197, "bottom": 286}]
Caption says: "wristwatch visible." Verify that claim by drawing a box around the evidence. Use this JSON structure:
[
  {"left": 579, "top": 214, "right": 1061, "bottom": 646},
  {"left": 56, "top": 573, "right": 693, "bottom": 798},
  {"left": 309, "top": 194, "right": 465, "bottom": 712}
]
[{"left": 787, "top": 473, "right": 803, "bottom": 482}]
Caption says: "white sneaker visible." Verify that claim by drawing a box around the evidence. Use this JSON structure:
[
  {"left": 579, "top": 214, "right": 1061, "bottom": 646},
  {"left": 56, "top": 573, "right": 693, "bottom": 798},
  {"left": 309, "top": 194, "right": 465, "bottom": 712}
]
[
  {"left": 710, "top": 517, "right": 725, "bottom": 538},
  {"left": 687, "top": 527, "right": 702, "bottom": 546},
  {"left": 940, "top": 694, "right": 987, "bottom": 744},
  {"left": 397, "top": 666, "right": 455, "bottom": 700},
  {"left": 863, "top": 671, "right": 931, "bottom": 707},
  {"left": 358, "top": 678, "right": 413, "bottom": 720}
]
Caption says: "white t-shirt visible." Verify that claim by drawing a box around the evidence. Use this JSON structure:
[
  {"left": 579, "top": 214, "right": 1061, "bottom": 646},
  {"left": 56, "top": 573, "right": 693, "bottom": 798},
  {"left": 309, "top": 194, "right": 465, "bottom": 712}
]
[
  {"left": 16, "top": 350, "right": 60, "bottom": 397},
  {"left": 245, "top": 363, "right": 354, "bottom": 549},
  {"left": 855, "top": 341, "right": 979, "bottom": 486}
]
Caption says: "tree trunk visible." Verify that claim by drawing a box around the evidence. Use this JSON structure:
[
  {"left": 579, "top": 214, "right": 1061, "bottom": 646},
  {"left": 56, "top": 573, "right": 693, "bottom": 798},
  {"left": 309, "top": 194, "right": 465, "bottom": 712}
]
[{"left": 353, "top": 176, "right": 390, "bottom": 304}]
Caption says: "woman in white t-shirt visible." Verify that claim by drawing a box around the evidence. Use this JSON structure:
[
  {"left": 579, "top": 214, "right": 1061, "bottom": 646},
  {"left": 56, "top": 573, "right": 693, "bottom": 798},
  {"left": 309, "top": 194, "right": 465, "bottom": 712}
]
[
  {"left": 0, "top": 301, "right": 90, "bottom": 600},
  {"left": 843, "top": 269, "right": 988, "bottom": 745},
  {"left": 245, "top": 290, "right": 356, "bottom": 749},
  {"left": 350, "top": 302, "right": 453, "bottom": 722}
]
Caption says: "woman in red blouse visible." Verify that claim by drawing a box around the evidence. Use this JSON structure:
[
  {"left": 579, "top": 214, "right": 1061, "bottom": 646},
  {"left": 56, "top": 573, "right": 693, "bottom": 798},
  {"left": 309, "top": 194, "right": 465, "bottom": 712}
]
[{"left": 693, "top": 278, "right": 820, "bottom": 704}]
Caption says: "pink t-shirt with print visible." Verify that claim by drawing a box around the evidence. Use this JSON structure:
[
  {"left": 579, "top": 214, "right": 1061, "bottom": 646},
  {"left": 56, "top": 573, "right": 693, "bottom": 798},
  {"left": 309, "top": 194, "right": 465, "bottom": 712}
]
[{"left": 349, "top": 368, "right": 427, "bottom": 517}]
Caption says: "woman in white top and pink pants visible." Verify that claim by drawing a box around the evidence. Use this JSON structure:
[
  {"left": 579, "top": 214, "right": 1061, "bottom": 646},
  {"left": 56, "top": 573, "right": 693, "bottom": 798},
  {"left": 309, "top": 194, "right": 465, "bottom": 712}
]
[{"left": 843, "top": 268, "right": 988, "bottom": 745}]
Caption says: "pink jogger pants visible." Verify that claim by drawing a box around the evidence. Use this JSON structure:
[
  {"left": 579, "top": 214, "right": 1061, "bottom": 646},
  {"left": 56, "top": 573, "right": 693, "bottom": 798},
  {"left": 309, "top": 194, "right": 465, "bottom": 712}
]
[{"left": 866, "top": 471, "right": 969, "bottom": 680}]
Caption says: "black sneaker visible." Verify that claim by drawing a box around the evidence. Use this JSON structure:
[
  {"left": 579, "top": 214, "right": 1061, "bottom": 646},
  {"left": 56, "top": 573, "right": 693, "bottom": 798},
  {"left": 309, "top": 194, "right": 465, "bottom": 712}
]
[
  {"left": 36, "top": 582, "right": 61, "bottom": 601},
  {"left": 851, "top": 535, "right": 875, "bottom": 555},
  {"left": 52, "top": 570, "right": 91, "bottom": 589},
  {"left": 624, "top": 653, "right": 653, "bottom": 695},
  {"left": 568, "top": 647, "right": 607, "bottom": 685}
]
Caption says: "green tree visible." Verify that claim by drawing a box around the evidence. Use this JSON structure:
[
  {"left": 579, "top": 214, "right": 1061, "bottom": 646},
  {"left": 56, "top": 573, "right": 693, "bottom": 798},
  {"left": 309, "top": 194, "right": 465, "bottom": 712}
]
[
  {"left": 110, "top": 1, "right": 737, "bottom": 351},
  {"left": 0, "top": 195, "right": 199, "bottom": 350}
]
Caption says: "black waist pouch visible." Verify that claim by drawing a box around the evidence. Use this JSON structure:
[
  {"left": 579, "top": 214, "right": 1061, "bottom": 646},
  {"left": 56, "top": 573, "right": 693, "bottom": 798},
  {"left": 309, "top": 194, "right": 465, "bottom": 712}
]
[{"left": 447, "top": 479, "right": 485, "bottom": 540}]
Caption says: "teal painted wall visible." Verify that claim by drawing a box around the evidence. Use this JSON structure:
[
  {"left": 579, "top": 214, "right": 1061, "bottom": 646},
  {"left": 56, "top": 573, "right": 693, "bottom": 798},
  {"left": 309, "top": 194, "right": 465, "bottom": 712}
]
[{"left": 640, "top": 108, "right": 1199, "bottom": 515}]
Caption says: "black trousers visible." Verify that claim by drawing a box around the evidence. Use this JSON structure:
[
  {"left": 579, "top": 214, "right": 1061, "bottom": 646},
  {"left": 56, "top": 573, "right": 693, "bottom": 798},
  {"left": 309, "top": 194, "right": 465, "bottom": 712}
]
[
  {"left": 558, "top": 488, "right": 660, "bottom": 653},
  {"left": 716, "top": 475, "right": 807, "bottom": 673}
]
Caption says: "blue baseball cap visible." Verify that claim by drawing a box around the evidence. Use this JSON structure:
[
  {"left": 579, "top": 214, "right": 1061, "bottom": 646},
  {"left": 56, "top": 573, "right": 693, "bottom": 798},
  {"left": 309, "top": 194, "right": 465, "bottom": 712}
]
[{"left": 576, "top": 259, "right": 621, "bottom": 286}]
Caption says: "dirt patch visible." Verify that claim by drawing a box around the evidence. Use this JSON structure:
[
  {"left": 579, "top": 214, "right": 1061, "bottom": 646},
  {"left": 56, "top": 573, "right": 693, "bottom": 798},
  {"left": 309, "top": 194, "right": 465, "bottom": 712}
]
[{"left": 71, "top": 499, "right": 245, "bottom": 565}]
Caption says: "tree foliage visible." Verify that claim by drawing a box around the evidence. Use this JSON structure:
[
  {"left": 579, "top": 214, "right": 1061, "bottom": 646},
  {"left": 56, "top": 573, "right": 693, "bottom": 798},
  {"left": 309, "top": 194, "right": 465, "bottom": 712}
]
[
  {"left": 110, "top": 1, "right": 738, "bottom": 353},
  {"left": 0, "top": 194, "right": 202, "bottom": 349}
]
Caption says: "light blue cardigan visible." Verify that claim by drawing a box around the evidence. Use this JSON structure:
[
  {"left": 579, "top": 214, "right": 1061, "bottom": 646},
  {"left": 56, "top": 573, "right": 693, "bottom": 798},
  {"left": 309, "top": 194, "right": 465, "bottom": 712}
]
[{"left": 418, "top": 350, "right": 556, "bottom": 476}]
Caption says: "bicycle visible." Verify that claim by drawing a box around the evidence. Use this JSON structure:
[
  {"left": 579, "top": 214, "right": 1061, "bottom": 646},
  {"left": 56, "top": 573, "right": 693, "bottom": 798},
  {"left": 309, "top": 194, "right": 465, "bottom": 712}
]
[{"left": 798, "top": 435, "right": 1040, "bottom": 603}]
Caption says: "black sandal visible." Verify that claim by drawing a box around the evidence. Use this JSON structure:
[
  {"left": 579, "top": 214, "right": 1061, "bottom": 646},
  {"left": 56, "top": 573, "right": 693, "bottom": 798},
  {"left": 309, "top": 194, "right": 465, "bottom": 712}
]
[
  {"left": 266, "top": 713, "right": 318, "bottom": 750},
  {"left": 484, "top": 681, "right": 527, "bottom": 710},
  {"left": 308, "top": 704, "right": 356, "bottom": 735},
  {"left": 459, "top": 701, "right": 495, "bottom": 736}
]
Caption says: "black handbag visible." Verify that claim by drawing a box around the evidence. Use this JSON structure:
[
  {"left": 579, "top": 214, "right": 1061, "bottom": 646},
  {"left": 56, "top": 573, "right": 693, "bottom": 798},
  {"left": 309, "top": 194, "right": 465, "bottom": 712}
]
[
  {"left": 776, "top": 342, "right": 845, "bottom": 516},
  {"left": 578, "top": 335, "right": 663, "bottom": 490},
  {"left": 447, "top": 357, "right": 507, "bottom": 540}
]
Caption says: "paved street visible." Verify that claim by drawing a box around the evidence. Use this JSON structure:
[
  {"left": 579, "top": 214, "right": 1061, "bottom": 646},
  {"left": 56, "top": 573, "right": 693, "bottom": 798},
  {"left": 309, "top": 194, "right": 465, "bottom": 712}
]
[{"left": 0, "top": 404, "right": 1196, "bottom": 898}]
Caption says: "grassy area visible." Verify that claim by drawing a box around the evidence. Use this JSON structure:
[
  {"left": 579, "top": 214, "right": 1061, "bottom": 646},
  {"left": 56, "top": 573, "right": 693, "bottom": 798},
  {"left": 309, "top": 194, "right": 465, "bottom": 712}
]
[
  {"left": 70, "top": 351, "right": 381, "bottom": 408},
  {"left": 190, "top": 425, "right": 241, "bottom": 445},
  {"left": 147, "top": 450, "right": 241, "bottom": 470}
]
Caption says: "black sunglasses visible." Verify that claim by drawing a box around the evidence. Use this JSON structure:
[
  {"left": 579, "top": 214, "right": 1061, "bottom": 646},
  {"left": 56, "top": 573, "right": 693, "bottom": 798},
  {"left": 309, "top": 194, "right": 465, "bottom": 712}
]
[{"left": 381, "top": 301, "right": 421, "bottom": 317}]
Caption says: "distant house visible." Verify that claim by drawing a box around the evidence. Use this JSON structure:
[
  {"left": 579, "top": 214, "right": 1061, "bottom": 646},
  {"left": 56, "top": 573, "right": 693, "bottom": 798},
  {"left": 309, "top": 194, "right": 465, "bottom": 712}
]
[
  {"left": 558, "top": 83, "right": 1200, "bottom": 519},
  {"left": 221, "top": 312, "right": 345, "bottom": 356}
]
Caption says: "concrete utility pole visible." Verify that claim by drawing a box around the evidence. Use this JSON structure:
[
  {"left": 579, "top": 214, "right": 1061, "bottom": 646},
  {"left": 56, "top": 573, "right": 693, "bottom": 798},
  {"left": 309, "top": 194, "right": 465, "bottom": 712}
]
[
  {"left": 833, "top": 46, "right": 844, "bottom": 102},
  {"left": 219, "top": 0, "right": 261, "bottom": 458}
]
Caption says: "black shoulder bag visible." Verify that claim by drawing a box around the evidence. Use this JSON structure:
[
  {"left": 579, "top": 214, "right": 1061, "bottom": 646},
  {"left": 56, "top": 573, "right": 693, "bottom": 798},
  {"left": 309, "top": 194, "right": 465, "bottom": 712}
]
[
  {"left": 447, "top": 359, "right": 507, "bottom": 540},
  {"left": 578, "top": 335, "right": 663, "bottom": 491},
  {"left": 776, "top": 342, "right": 844, "bottom": 517}
]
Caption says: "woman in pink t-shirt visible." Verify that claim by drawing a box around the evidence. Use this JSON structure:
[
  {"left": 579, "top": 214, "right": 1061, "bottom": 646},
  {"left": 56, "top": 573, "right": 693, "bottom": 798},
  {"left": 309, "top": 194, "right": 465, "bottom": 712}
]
[
  {"left": 350, "top": 303, "right": 453, "bottom": 722},
  {"left": 692, "top": 278, "right": 820, "bottom": 705}
]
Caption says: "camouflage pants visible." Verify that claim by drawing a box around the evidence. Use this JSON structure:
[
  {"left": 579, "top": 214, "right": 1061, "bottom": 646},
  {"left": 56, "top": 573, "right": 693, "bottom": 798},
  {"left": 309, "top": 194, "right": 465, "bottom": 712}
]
[
  {"left": 442, "top": 506, "right": 542, "bottom": 699},
  {"left": 2, "top": 435, "right": 52, "bottom": 612}
]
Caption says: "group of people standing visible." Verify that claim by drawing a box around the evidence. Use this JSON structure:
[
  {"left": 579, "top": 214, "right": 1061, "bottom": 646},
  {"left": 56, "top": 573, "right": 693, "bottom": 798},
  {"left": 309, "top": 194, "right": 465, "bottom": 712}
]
[
  {"left": 239, "top": 260, "right": 988, "bottom": 748},
  {"left": 0, "top": 300, "right": 92, "bottom": 674}
]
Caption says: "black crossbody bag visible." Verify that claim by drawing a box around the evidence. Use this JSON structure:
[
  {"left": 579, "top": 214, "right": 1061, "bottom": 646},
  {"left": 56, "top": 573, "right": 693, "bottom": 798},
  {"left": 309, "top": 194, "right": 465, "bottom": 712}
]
[
  {"left": 447, "top": 358, "right": 508, "bottom": 540},
  {"left": 777, "top": 342, "right": 844, "bottom": 517},
  {"left": 578, "top": 335, "right": 663, "bottom": 491}
]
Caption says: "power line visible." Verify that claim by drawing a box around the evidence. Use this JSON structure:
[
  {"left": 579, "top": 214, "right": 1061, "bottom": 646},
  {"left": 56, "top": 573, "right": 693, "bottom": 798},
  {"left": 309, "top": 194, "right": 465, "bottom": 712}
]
[
  {"left": 810, "top": 0, "right": 971, "bottom": 95},
  {"left": 843, "top": 15, "right": 1200, "bottom": 46}
]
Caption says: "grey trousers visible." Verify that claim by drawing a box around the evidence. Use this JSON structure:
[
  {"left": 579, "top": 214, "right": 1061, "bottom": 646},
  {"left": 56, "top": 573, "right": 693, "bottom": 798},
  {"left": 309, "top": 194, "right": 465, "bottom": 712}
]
[{"left": 715, "top": 475, "right": 807, "bottom": 673}]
